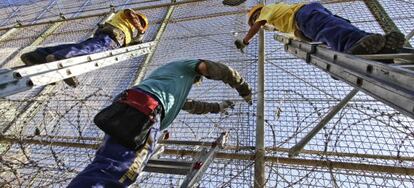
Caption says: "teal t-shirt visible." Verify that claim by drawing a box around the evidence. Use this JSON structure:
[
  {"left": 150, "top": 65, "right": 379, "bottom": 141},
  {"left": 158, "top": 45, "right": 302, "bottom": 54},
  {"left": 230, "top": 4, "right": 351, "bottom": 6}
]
[{"left": 135, "top": 59, "right": 201, "bottom": 130}]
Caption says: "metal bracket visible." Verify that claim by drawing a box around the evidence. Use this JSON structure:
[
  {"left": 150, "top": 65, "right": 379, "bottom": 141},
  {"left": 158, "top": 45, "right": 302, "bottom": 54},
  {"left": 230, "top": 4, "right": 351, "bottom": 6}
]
[{"left": 288, "top": 88, "right": 359, "bottom": 157}]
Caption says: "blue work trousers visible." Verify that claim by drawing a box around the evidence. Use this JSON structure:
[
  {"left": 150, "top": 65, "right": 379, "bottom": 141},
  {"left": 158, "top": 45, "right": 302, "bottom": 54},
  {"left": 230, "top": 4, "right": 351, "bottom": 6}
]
[
  {"left": 295, "top": 2, "right": 369, "bottom": 52},
  {"left": 34, "top": 34, "right": 120, "bottom": 60},
  {"left": 67, "top": 115, "right": 161, "bottom": 187}
]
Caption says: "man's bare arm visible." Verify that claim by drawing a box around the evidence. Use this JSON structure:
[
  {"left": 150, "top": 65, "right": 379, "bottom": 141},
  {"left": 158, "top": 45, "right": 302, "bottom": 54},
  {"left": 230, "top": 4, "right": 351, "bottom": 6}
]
[{"left": 243, "top": 20, "right": 266, "bottom": 44}]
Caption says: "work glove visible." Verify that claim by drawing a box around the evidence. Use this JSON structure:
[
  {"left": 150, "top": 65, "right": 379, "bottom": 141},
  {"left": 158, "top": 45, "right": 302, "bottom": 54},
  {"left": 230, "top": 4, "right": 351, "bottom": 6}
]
[
  {"left": 219, "top": 100, "right": 235, "bottom": 114},
  {"left": 235, "top": 39, "right": 248, "bottom": 53},
  {"left": 242, "top": 94, "right": 252, "bottom": 105},
  {"left": 235, "top": 82, "right": 252, "bottom": 105},
  {"left": 130, "top": 33, "right": 145, "bottom": 45}
]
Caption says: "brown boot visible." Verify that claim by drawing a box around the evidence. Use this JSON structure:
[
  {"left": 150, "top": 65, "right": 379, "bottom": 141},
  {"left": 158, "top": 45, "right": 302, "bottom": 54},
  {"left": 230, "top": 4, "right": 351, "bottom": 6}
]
[
  {"left": 379, "top": 31, "right": 406, "bottom": 54},
  {"left": 347, "top": 34, "right": 386, "bottom": 55},
  {"left": 21, "top": 51, "right": 47, "bottom": 66},
  {"left": 45, "top": 54, "right": 57, "bottom": 62}
]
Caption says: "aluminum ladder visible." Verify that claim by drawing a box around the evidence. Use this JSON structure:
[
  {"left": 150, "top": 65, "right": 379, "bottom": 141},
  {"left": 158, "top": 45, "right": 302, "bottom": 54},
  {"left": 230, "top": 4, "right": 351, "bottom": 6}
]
[
  {"left": 0, "top": 41, "right": 155, "bottom": 97},
  {"left": 143, "top": 132, "right": 229, "bottom": 188},
  {"left": 274, "top": 34, "right": 414, "bottom": 119},
  {"left": 274, "top": 34, "right": 414, "bottom": 157}
]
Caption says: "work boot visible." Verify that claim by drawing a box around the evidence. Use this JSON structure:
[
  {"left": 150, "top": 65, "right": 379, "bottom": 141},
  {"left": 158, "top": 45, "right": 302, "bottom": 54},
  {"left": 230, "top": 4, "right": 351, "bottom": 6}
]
[
  {"left": 379, "top": 31, "right": 406, "bottom": 54},
  {"left": 222, "top": 0, "right": 246, "bottom": 6},
  {"left": 347, "top": 34, "right": 386, "bottom": 55},
  {"left": 45, "top": 54, "right": 57, "bottom": 62},
  {"left": 46, "top": 54, "right": 80, "bottom": 88},
  {"left": 20, "top": 51, "right": 46, "bottom": 66}
]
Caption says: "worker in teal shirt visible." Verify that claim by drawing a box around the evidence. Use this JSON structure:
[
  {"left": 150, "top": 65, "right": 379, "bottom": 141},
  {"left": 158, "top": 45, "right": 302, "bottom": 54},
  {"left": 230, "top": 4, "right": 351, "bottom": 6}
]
[{"left": 67, "top": 59, "right": 252, "bottom": 187}]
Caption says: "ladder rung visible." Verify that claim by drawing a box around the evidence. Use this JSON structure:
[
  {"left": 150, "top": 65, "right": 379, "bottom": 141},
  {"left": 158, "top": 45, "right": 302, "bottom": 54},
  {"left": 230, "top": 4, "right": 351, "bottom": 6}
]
[
  {"left": 147, "top": 159, "right": 193, "bottom": 167},
  {"left": 159, "top": 140, "right": 214, "bottom": 147},
  {"left": 144, "top": 159, "right": 192, "bottom": 175},
  {"left": 143, "top": 164, "right": 189, "bottom": 175}
]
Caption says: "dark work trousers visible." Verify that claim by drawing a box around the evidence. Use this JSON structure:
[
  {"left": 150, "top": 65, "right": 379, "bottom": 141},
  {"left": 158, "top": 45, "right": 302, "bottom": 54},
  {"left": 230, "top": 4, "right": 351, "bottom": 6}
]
[
  {"left": 67, "top": 103, "right": 161, "bottom": 187},
  {"left": 295, "top": 2, "right": 369, "bottom": 52},
  {"left": 32, "top": 33, "right": 120, "bottom": 62}
]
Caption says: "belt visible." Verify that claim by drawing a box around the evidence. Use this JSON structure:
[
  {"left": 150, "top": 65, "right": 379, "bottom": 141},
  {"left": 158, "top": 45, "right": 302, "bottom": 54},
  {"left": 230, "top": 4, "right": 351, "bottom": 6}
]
[{"left": 117, "top": 89, "right": 160, "bottom": 117}]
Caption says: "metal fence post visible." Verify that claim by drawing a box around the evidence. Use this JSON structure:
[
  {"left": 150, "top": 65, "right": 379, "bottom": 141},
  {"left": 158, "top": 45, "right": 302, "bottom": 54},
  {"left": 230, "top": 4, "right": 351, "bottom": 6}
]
[{"left": 255, "top": 1, "right": 266, "bottom": 187}]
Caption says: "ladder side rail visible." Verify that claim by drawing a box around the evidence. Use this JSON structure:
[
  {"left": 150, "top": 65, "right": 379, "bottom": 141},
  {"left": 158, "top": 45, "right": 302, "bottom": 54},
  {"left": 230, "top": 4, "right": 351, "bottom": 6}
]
[
  {"left": 180, "top": 147, "right": 218, "bottom": 188},
  {"left": 316, "top": 46, "right": 414, "bottom": 91},
  {"left": 313, "top": 55, "right": 414, "bottom": 119},
  {"left": 180, "top": 132, "right": 228, "bottom": 187}
]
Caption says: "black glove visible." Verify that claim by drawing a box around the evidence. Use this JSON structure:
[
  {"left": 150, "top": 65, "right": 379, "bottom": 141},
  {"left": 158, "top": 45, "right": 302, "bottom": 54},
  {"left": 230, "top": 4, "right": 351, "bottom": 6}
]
[{"left": 235, "top": 39, "right": 248, "bottom": 53}]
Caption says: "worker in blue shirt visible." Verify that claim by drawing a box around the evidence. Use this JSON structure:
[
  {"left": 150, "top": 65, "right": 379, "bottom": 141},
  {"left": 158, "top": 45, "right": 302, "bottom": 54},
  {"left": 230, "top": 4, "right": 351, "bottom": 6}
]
[{"left": 67, "top": 59, "right": 252, "bottom": 187}]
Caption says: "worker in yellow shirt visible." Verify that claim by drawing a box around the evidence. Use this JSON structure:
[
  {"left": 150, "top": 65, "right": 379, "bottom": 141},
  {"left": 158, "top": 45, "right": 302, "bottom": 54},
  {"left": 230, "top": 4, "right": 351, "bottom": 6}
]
[
  {"left": 235, "top": 2, "right": 405, "bottom": 55},
  {"left": 20, "top": 9, "right": 148, "bottom": 87}
]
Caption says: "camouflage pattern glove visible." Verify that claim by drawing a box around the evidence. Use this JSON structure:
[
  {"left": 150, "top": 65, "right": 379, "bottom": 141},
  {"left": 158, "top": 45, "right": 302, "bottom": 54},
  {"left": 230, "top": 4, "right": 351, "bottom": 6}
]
[
  {"left": 235, "top": 82, "right": 252, "bottom": 105},
  {"left": 219, "top": 100, "right": 235, "bottom": 113},
  {"left": 182, "top": 100, "right": 220, "bottom": 114}
]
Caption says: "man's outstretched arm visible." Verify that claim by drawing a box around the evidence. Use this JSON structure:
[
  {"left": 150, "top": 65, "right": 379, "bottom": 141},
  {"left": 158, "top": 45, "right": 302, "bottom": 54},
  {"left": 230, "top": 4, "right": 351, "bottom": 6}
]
[
  {"left": 244, "top": 20, "right": 266, "bottom": 44},
  {"left": 235, "top": 20, "right": 266, "bottom": 52},
  {"left": 197, "top": 60, "right": 252, "bottom": 105},
  {"left": 182, "top": 99, "right": 234, "bottom": 114}
]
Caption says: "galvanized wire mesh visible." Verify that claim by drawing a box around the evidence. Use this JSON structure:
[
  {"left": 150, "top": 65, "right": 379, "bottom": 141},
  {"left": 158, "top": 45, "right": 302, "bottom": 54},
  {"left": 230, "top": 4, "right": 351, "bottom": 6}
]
[{"left": 0, "top": 0, "right": 413, "bottom": 187}]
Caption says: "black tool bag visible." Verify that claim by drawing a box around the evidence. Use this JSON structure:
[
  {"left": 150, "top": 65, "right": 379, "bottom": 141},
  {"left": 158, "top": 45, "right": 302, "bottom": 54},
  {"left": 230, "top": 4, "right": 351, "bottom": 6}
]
[{"left": 94, "top": 102, "right": 153, "bottom": 150}]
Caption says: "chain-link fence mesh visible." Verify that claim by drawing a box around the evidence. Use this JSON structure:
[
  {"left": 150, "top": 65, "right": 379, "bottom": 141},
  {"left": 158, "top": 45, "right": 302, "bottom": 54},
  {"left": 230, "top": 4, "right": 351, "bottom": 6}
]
[{"left": 0, "top": 0, "right": 413, "bottom": 187}]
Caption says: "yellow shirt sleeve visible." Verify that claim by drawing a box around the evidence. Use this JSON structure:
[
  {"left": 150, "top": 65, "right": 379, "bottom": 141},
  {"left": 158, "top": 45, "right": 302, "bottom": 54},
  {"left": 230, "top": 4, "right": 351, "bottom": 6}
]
[
  {"left": 256, "top": 6, "right": 273, "bottom": 23},
  {"left": 254, "top": 3, "right": 305, "bottom": 35},
  {"left": 106, "top": 9, "right": 136, "bottom": 45}
]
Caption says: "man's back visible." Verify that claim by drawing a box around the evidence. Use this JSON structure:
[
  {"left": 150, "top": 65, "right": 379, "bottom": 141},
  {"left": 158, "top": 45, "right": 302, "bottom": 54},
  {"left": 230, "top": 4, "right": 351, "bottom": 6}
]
[
  {"left": 257, "top": 3, "right": 305, "bottom": 34},
  {"left": 136, "top": 60, "right": 201, "bottom": 130}
]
